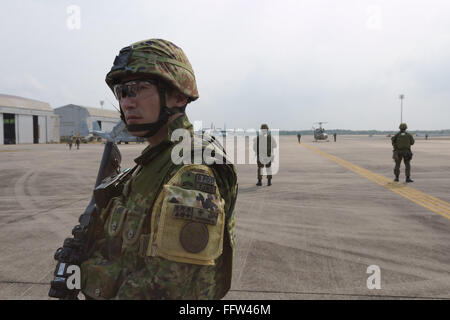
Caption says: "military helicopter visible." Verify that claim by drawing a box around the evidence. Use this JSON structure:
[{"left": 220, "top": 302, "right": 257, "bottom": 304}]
[{"left": 313, "top": 122, "right": 329, "bottom": 141}]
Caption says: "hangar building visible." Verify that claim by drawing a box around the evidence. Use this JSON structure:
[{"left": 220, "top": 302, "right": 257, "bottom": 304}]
[
  {"left": 54, "top": 104, "right": 120, "bottom": 138},
  {"left": 0, "top": 94, "right": 60, "bottom": 145}
]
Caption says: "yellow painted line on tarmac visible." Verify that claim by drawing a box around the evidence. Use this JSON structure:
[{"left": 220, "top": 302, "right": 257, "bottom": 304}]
[{"left": 301, "top": 143, "right": 450, "bottom": 220}]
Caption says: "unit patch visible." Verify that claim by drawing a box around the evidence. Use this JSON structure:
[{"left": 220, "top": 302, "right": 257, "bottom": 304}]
[
  {"left": 179, "top": 222, "right": 209, "bottom": 253},
  {"left": 173, "top": 204, "right": 218, "bottom": 225},
  {"left": 180, "top": 171, "right": 195, "bottom": 189},
  {"left": 180, "top": 172, "right": 216, "bottom": 194}
]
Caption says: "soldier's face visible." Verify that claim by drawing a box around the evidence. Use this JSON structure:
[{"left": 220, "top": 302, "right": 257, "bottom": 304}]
[
  {"left": 119, "top": 78, "right": 161, "bottom": 136},
  {"left": 118, "top": 77, "right": 188, "bottom": 137}
]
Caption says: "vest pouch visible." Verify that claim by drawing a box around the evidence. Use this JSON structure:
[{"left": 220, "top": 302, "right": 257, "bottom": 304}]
[
  {"left": 107, "top": 201, "right": 128, "bottom": 237},
  {"left": 405, "top": 150, "right": 413, "bottom": 161},
  {"left": 104, "top": 199, "right": 128, "bottom": 260},
  {"left": 81, "top": 254, "right": 124, "bottom": 300},
  {"left": 122, "top": 202, "right": 147, "bottom": 248}
]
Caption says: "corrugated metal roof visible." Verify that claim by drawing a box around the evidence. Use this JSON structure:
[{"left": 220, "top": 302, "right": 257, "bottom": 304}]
[
  {"left": 0, "top": 93, "right": 53, "bottom": 112},
  {"left": 84, "top": 106, "right": 120, "bottom": 119}
]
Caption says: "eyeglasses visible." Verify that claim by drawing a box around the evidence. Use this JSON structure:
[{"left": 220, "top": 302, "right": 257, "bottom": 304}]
[{"left": 113, "top": 79, "right": 158, "bottom": 100}]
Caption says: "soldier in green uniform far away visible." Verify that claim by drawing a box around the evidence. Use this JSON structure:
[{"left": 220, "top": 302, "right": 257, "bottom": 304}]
[
  {"left": 392, "top": 123, "right": 415, "bottom": 183},
  {"left": 79, "top": 39, "right": 238, "bottom": 300},
  {"left": 67, "top": 137, "right": 73, "bottom": 150},
  {"left": 253, "top": 124, "right": 277, "bottom": 186}
]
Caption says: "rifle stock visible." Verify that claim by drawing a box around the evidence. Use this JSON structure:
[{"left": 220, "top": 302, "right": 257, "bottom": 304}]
[{"left": 49, "top": 141, "right": 121, "bottom": 299}]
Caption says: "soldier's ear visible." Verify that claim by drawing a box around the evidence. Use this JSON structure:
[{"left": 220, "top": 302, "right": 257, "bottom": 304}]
[{"left": 166, "top": 89, "right": 188, "bottom": 107}]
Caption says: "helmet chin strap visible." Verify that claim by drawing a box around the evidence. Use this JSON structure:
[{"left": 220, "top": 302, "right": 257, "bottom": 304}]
[{"left": 120, "top": 84, "right": 186, "bottom": 138}]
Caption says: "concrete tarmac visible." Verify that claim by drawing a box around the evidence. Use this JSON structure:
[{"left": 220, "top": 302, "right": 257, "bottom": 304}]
[{"left": 0, "top": 135, "right": 449, "bottom": 299}]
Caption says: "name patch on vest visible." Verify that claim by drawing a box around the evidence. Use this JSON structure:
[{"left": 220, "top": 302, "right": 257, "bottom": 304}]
[
  {"left": 195, "top": 174, "right": 216, "bottom": 194},
  {"left": 172, "top": 204, "right": 218, "bottom": 225},
  {"left": 181, "top": 172, "right": 216, "bottom": 194}
]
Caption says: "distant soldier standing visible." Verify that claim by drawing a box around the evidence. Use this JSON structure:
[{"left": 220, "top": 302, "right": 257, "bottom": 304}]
[
  {"left": 333, "top": 133, "right": 337, "bottom": 142},
  {"left": 67, "top": 137, "right": 73, "bottom": 150},
  {"left": 75, "top": 137, "right": 80, "bottom": 150},
  {"left": 392, "top": 123, "right": 415, "bottom": 183},
  {"left": 254, "top": 124, "right": 277, "bottom": 186},
  {"left": 297, "top": 133, "right": 301, "bottom": 143}
]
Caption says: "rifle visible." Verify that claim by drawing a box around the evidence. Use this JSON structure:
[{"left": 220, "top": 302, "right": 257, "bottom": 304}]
[{"left": 49, "top": 121, "right": 127, "bottom": 299}]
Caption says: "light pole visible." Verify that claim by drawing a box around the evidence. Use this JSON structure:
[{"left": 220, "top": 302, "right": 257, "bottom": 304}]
[{"left": 399, "top": 94, "right": 404, "bottom": 123}]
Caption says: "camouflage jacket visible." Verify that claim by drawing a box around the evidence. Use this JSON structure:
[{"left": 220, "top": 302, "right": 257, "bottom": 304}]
[{"left": 81, "top": 115, "right": 238, "bottom": 300}]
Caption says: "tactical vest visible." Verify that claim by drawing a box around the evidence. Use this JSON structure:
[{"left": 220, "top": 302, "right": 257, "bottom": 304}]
[
  {"left": 393, "top": 131, "right": 412, "bottom": 150},
  {"left": 83, "top": 132, "right": 237, "bottom": 299},
  {"left": 256, "top": 132, "right": 273, "bottom": 159}
]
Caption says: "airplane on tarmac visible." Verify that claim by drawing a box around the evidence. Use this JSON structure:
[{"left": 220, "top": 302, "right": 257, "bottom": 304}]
[
  {"left": 200, "top": 123, "right": 234, "bottom": 138},
  {"left": 91, "top": 120, "right": 146, "bottom": 144}
]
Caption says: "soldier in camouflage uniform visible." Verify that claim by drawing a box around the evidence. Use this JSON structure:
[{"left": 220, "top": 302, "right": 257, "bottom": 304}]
[
  {"left": 80, "top": 39, "right": 238, "bottom": 300},
  {"left": 392, "top": 123, "right": 415, "bottom": 183}
]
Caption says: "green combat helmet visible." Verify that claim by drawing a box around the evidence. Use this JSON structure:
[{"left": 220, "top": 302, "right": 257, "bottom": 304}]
[
  {"left": 399, "top": 123, "right": 408, "bottom": 131},
  {"left": 105, "top": 39, "right": 199, "bottom": 137},
  {"left": 261, "top": 124, "right": 269, "bottom": 130}
]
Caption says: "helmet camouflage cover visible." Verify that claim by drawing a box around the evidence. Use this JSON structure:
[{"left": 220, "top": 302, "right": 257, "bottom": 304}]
[
  {"left": 399, "top": 123, "right": 408, "bottom": 130},
  {"left": 106, "top": 39, "right": 199, "bottom": 101},
  {"left": 261, "top": 124, "right": 269, "bottom": 129}
]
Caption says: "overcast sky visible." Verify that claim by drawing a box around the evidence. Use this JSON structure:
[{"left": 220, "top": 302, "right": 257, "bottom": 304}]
[{"left": 1, "top": 0, "right": 449, "bottom": 130}]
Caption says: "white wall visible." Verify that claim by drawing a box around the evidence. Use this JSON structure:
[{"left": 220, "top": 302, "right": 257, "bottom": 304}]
[
  {"left": 48, "top": 115, "right": 60, "bottom": 143},
  {"left": 46, "top": 115, "right": 52, "bottom": 143},
  {"left": 17, "top": 114, "right": 33, "bottom": 144},
  {"left": 0, "top": 113, "right": 3, "bottom": 145},
  {"left": 0, "top": 107, "right": 60, "bottom": 144}
]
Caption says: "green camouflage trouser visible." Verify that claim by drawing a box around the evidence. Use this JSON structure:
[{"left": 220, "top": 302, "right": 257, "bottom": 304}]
[
  {"left": 257, "top": 161, "right": 272, "bottom": 180},
  {"left": 394, "top": 150, "right": 412, "bottom": 177}
]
